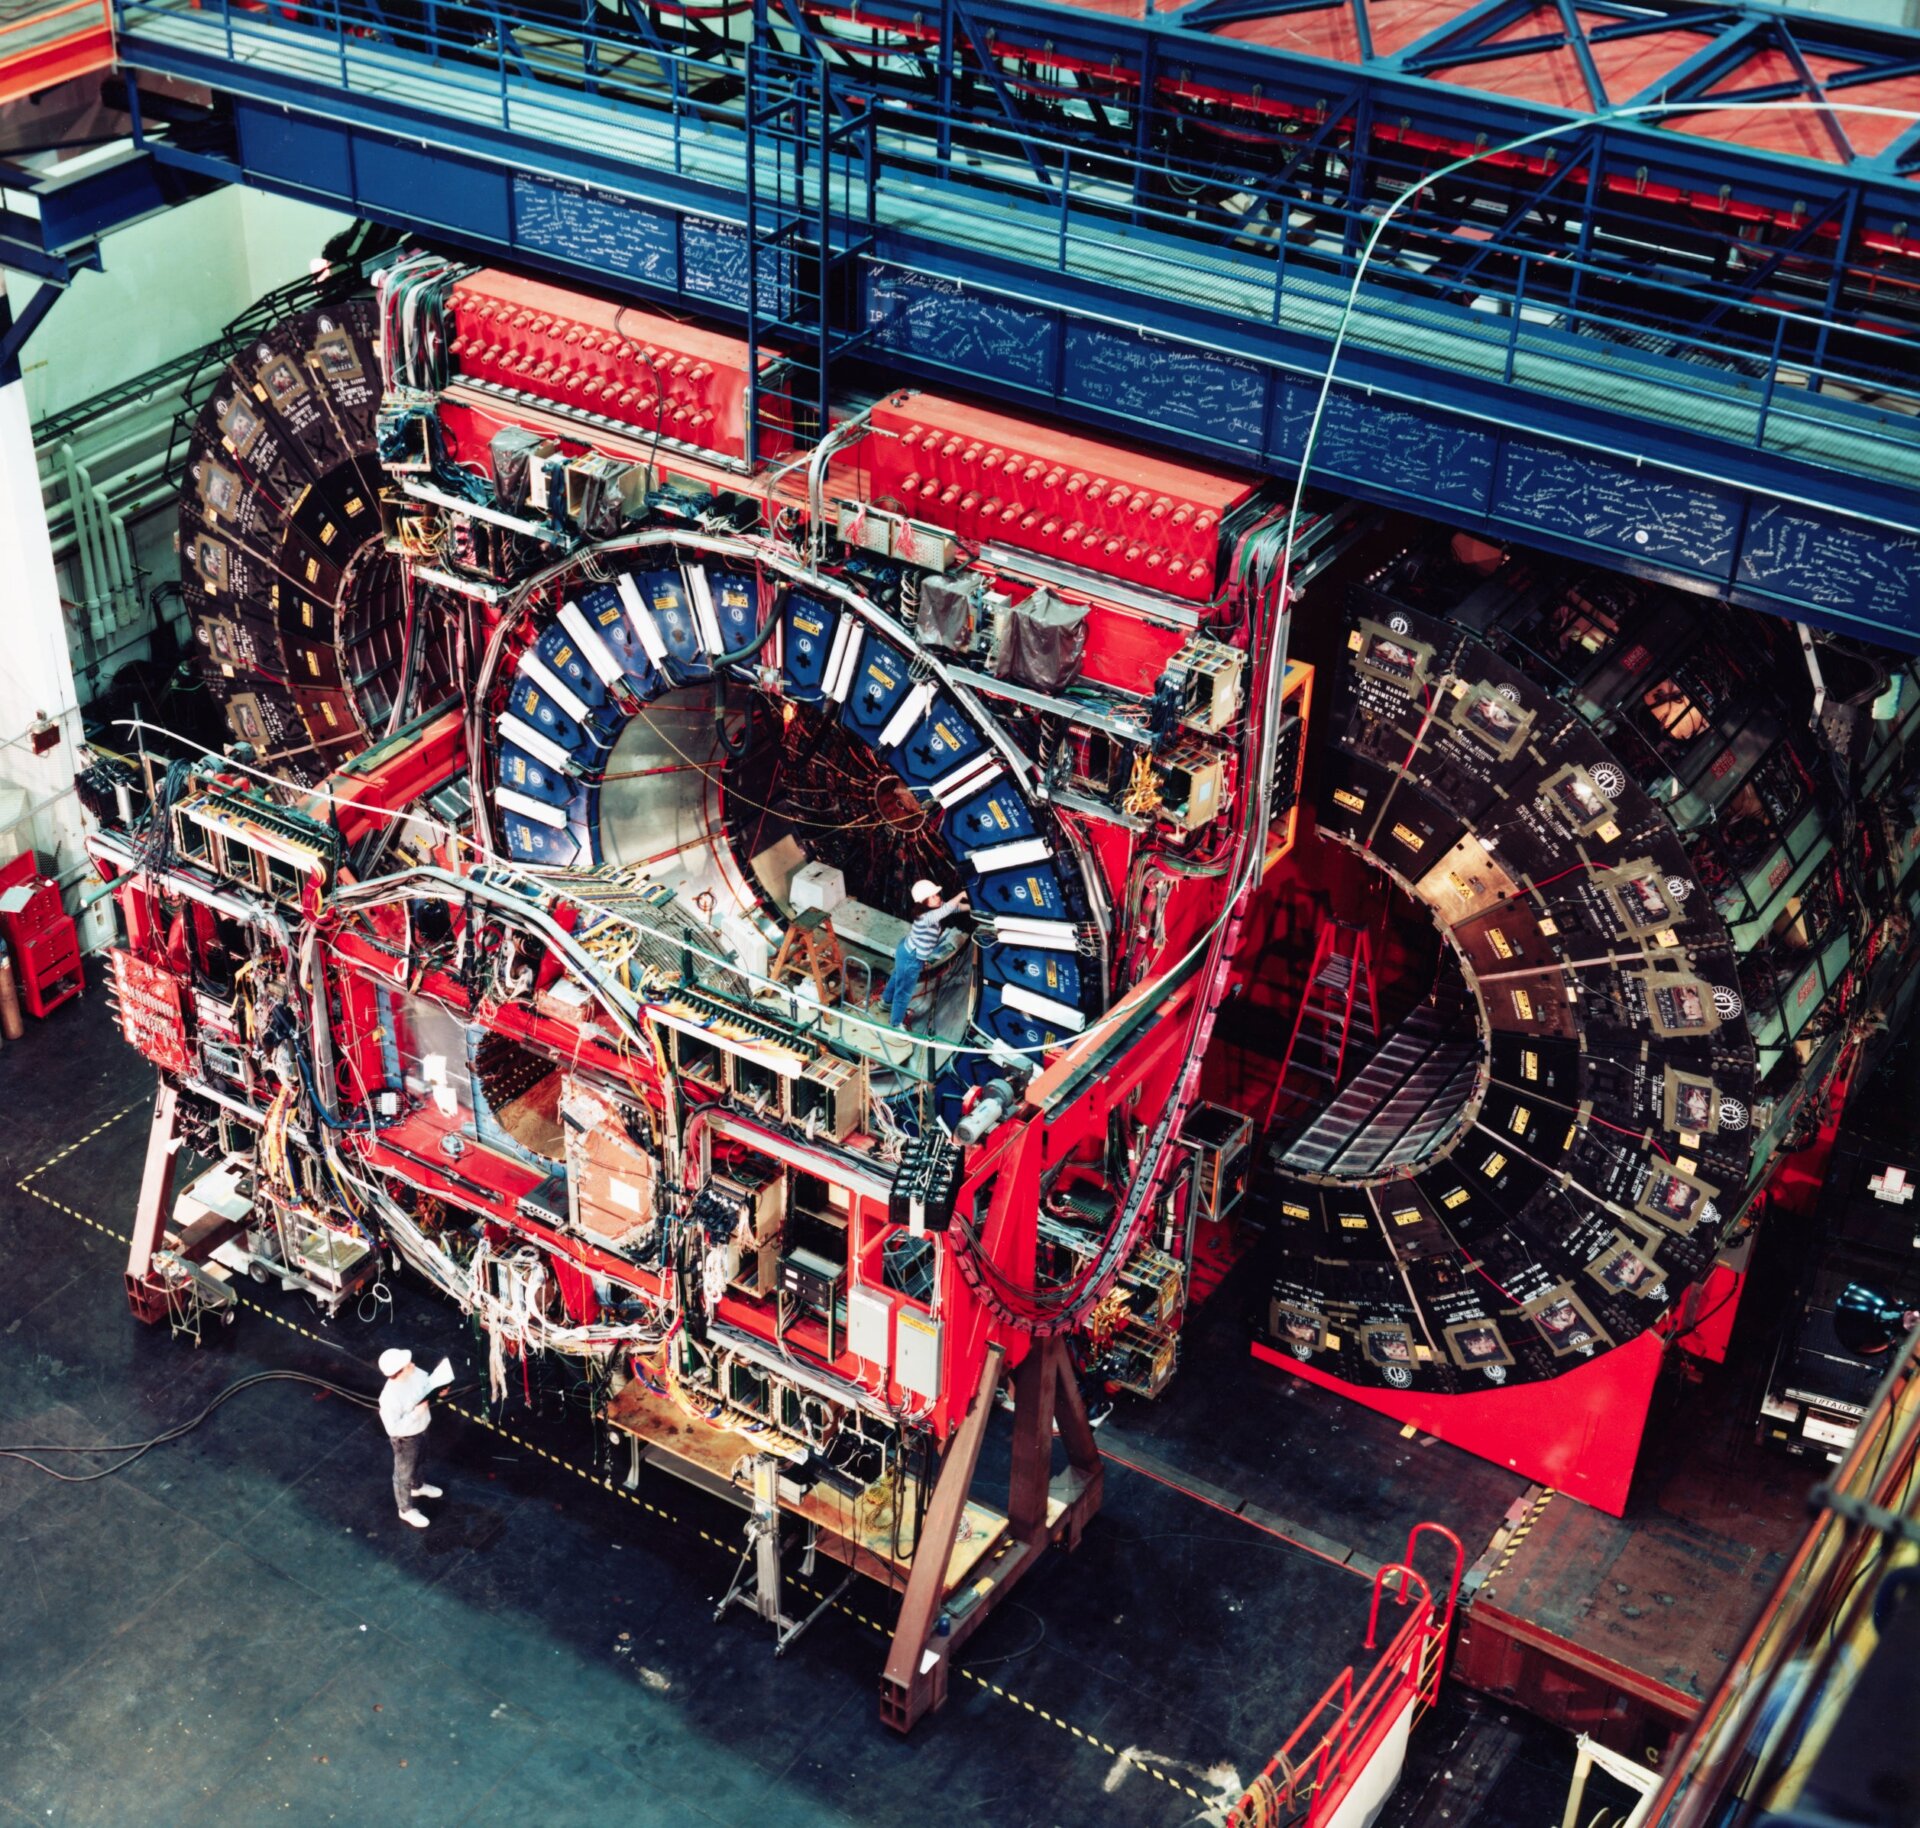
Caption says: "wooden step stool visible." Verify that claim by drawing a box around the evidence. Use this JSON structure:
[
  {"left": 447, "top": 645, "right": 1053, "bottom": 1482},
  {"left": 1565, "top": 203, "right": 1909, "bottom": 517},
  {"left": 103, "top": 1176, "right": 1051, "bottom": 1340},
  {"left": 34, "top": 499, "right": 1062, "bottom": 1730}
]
[{"left": 771, "top": 908, "right": 845, "bottom": 1007}]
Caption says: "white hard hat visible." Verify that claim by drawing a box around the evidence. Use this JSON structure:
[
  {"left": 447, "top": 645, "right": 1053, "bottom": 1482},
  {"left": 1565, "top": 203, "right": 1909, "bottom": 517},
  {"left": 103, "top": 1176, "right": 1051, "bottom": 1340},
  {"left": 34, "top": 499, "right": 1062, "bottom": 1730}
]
[
  {"left": 911, "top": 879, "right": 940, "bottom": 905},
  {"left": 378, "top": 1348, "right": 413, "bottom": 1377}
]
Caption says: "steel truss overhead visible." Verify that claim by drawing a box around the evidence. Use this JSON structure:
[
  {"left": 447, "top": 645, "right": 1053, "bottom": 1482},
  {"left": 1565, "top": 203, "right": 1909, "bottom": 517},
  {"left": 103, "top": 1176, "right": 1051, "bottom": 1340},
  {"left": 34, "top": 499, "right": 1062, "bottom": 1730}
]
[{"left": 108, "top": 0, "right": 1920, "bottom": 639}]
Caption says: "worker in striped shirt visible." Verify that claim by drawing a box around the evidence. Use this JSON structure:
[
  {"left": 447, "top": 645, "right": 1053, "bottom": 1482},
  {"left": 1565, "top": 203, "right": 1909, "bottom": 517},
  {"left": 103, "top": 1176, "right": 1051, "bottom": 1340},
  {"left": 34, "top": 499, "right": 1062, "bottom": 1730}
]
[{"left": 888, "top": 878, "right": 969, "bottom": 1030}]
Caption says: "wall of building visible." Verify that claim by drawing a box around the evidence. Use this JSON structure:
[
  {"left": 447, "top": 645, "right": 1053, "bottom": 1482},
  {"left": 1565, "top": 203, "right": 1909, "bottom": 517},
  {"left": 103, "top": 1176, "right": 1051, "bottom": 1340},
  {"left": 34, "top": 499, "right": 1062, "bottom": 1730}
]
[
  {"left": 1, "top": 187, "right": 351, "bottom": 947},
  {"left": 12, "top": 187, "right": 351, "bottom": 422}
]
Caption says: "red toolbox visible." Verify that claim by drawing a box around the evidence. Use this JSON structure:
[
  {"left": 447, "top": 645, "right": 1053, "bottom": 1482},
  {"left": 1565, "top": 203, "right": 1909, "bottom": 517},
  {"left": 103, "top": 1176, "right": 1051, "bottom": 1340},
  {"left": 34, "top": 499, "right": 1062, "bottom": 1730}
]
[
  {"left": 14, "top": 920, "right": 83, "bottom": 1017},
  {"left": 0, "top": 851, "right": 62, "bottom": 937},
  {"left": 1, "top": 852, "right": 84, "bottom": 1018}
]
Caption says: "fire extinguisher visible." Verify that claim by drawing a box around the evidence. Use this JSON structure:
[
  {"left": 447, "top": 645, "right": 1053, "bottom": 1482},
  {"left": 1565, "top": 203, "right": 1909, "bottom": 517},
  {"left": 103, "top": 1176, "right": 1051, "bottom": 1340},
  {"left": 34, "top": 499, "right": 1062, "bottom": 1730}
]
[{"left": 0, "top": 938, "right": 24, "bottom": 1042}]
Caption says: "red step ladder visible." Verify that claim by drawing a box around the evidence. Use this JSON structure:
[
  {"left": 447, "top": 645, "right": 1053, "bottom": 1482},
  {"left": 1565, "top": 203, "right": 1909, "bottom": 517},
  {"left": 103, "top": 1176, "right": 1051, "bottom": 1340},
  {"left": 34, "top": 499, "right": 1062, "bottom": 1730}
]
[{"left": 1262, "top": 920, "right": 1378, "bottom": 1129}]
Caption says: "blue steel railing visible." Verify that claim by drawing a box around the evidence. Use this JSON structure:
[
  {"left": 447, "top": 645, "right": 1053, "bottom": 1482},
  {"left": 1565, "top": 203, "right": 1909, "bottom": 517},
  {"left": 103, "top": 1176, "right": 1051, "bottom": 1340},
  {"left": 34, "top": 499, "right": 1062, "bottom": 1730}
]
[
  {"left": 867, "top": 110, "right": 1920, "bottom": 480},
  {"left": 112, "top": 0, "right": 1920, "bottom": 486}
]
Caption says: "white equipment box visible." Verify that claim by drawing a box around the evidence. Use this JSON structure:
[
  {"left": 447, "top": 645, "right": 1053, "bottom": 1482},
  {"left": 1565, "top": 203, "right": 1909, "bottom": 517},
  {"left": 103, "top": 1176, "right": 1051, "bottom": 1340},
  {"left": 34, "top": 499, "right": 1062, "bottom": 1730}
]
[{"left": 790, "top": 861, "right": 847, "bottom": 915}]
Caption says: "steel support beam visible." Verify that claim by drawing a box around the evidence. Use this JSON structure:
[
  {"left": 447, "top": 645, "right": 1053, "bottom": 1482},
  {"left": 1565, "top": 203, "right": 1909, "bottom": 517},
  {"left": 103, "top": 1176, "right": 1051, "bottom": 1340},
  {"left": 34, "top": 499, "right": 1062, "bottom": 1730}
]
[
  {"left": 101, "top": 0, "right": 1920, "bottom": 643},
  {"left": 878, "top": 1335, "right": 1102, "bottom": 1733},
  {"left": 0, "top": 281, "right": 60, "bottom": 385},
  {"left": 125, "top": 1082, "right": 183, "bottom": 1322}
]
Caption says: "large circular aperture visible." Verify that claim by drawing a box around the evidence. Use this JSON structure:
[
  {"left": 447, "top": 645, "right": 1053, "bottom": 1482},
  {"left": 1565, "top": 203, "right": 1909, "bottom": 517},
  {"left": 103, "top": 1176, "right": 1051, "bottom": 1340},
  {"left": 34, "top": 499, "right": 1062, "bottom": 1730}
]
[
  {"left": 721, "top": 698, "right": 957, "bottom": 917},
  {"left": 480, "top": 535, "right": 1104, "bottom": 1112},
  {"left": 1264, "top": 601, "right": 1757, "bottom": 1395}
]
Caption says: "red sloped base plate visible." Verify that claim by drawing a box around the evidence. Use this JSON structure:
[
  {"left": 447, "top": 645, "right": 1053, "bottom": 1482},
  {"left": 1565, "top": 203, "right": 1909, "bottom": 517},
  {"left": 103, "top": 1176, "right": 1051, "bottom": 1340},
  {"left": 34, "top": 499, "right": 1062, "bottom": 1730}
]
[{"left": 1251, "top": 1329, "right": 1666, "bottom": 1516}]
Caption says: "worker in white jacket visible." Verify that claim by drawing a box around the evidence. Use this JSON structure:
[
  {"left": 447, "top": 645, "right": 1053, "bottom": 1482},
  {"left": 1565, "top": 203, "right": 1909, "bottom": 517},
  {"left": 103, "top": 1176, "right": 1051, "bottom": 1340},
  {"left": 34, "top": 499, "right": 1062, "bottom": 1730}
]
[{"left": 378, "top": 1347, "right": 445, "bottom": 1528}]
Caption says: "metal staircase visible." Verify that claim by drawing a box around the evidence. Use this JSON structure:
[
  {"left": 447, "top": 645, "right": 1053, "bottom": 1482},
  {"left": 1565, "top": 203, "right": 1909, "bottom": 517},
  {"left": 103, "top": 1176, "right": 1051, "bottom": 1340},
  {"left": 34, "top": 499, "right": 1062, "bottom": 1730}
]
[{"left": 1262, "top": 920, "right": 1378, "bottom": 1130}]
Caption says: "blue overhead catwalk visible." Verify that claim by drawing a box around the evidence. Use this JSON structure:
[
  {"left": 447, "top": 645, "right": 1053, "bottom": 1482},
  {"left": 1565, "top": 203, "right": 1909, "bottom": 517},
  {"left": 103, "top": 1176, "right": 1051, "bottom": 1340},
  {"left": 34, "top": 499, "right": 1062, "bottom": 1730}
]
[{"left": 70, "top": 0, "right": 1920, "bottom": 632}]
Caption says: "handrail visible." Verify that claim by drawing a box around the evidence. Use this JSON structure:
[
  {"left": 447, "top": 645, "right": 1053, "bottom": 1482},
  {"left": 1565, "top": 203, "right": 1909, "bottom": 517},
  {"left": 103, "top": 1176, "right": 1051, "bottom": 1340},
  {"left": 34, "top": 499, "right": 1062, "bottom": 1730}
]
[
  {"left": 852, "top": 106, "right": 1920, "bottom": 359},
  {"left": 110, "top": 0, "right": 1920, "bottom": 477},
  {"left": 0, "top": 0, "right": 108, "bottom": 33},
  {"left": 1229, "top": 1520, "right": 1467, "bottom": 1828},
  {"left": 1373, "top": 1520, "right": 1466, "bottom": 1645},
  {"left": 116, "top": 0, "right": 1904, "bottom": 357},
  {"left": 861, "top": 121, "right": 1920, "bottom": 379}
]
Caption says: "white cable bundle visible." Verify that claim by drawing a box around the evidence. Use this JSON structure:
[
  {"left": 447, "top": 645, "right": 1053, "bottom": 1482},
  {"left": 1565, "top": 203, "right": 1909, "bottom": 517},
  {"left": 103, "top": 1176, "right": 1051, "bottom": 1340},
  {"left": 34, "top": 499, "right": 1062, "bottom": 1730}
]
[{"left": 702, "top": 1245, "right": 731, "bottom": 1314}]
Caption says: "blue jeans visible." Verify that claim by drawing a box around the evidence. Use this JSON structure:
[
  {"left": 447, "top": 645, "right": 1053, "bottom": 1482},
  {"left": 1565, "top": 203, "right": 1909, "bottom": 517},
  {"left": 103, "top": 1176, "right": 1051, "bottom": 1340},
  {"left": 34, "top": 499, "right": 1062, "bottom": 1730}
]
[{"left": 888, "top": 940, "right": 924, "bottom": 1028}]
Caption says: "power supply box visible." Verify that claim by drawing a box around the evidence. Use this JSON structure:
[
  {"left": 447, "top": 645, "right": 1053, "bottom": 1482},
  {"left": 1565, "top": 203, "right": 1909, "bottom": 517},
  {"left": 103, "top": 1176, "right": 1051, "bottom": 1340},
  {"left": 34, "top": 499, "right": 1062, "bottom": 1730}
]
[{"left": 1180, "top": 1102, "right": 1254, "bottom": 1223}]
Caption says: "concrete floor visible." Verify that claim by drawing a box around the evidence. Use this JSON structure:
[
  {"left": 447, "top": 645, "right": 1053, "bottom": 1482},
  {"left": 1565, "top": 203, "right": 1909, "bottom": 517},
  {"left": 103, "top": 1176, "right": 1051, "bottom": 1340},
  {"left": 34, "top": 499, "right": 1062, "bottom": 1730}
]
[{"left": 0, "top": 996, "right": 1526, "bottom": 1827}]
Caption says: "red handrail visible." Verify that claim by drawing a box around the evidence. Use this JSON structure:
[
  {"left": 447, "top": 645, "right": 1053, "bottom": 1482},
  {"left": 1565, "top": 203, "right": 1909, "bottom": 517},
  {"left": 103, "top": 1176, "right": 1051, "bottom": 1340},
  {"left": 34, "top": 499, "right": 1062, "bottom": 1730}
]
[
  {"left": 1229, "top": 1521, "right": 1466, "bottom": 1828},
  {"left": 1380, "top": 1521, "right": 1466, "bottom": 1640}
]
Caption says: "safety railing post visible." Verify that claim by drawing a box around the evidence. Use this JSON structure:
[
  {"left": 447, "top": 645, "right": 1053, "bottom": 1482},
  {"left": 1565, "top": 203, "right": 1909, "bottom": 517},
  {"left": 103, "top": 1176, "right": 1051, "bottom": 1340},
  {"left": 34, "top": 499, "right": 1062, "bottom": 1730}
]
[
  {"left": 1504, "top": 254, "right": 1528, "bottom": 387},
  {"left": 817, "top": 63, "right": 832, "bottom": 438},
  {"left": 1755, "top": 312, "right": 1788, "bottom": 451},
  {"left": 493, "top": 0, "right": 507, "bottom": 130},
  {"left": 1057, "top": 145, "right": 1070, "bottom": 271},
  {"left": 672, "top": 57, "right": 683, "bottom": 175},
  {"left": 1365, "top": 1562, "right": 1432, "bottom": 1651},
  {"left": 745, "top": 42, "right": 762, "bottom": 472},
  {"left": 864, "top": 107, "right": 877, "bottom": 236},
  {"left": 936, "top": 0, "right": 954, "bottom": 168}
]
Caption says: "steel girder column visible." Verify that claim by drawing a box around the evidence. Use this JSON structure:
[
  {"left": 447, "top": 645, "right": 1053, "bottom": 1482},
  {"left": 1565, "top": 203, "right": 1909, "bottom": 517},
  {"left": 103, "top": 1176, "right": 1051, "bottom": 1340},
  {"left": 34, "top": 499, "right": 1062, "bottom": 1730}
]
[{"left": 125, "top": 1084, "right": 183, "bottom": 1322}]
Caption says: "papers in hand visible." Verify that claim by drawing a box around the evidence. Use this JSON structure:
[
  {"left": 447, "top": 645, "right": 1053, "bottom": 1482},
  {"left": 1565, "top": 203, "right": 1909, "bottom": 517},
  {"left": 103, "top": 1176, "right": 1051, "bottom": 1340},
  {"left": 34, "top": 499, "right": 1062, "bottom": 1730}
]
[{"left": 425, "top": 1357, "right": 454, "bottom": 1394}]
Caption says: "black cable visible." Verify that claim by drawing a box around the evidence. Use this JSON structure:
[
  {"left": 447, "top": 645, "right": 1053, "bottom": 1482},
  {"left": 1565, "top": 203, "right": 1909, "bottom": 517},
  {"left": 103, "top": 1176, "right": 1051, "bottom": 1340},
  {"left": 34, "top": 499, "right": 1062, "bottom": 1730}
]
[
  {"left": 294, "top": 1037, "right": 375, "bottom": 1133},
  {"left": 0, "top": 1371, "right": 377, "bottom": 1484},
  {"left": 958, "top": 1601, "right": 1047, "bottom": 1670},
  {"left": 712, "top": 677, "right": 751, "bottom": 760},
  {"left": 1673, "top": 1276, "right": 1744, "bottom": 1343}
]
